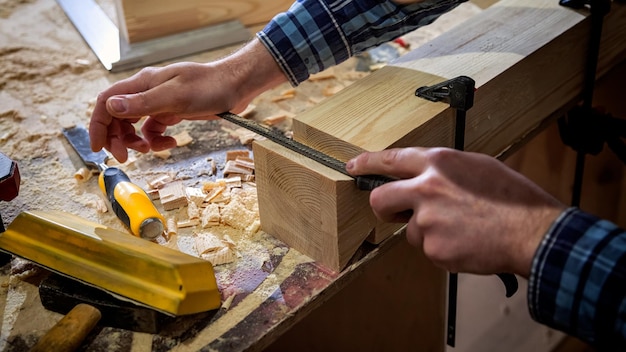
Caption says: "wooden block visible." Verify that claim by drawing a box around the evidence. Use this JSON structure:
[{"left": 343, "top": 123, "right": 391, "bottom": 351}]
[
  {"left": 253, "top": 0, "right": 626, "bottom": 270},
  {"left": 115, "top": 0, "right": 293, "bottom": 43},
  {"left": 293, "top": 68, "right": 451, "bottom": 161},
  {"left": 253, "top": 140, "right": 376, "bottom": 271},
  {"left": 158, "top": 181, "right": 188, "bottom": 210}
]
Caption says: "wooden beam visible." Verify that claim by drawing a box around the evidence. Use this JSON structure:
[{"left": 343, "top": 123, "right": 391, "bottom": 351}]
[
  {"left": 115, "top": 0, "right": 293, "bottom": 43},
  {"left": 254, "top": 0, "right": 626, "bottom": 271},
  {"left": 253, "top": 140, "right": 378, "bottom": 270}
]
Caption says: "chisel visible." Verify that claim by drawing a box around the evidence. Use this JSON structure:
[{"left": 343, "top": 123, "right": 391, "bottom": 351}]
[{"left": 63, "top": 126, "right": 165, "bottom": 240}]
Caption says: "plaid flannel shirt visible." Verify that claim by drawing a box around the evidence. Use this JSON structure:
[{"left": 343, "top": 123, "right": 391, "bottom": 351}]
[
  {"left": 257, "top": 0, "right": 466, "bottom": 86},
  {"left": 530, "top": 207, "right": 626, "bottom": 350}
]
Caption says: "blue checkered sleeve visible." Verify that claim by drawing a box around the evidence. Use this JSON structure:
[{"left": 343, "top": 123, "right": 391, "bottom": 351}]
[
  {"left": 257, "top": 0, "right": 467, "bottom": 86},
  {"left": 528, "top": 207, "right": 626, "bottom": 350}
]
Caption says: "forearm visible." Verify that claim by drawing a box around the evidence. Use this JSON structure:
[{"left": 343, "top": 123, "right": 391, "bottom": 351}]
[
  {"left": 528, "top": 208, "right": 626, "bottom": 349},
  {"left": 258, "top": 0, "right": 467, "bottom": 85},
  {"left": 214, "top": 38, "right": 289, "bottom": 109}
]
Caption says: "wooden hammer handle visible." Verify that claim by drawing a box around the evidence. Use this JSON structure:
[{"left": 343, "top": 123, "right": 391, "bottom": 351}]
[{"left": 31, "top": 303, "right": 101, "bottom": 352}]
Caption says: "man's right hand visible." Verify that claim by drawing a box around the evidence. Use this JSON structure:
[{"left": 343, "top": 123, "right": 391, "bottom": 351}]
[{"left": 346, "top": 147, "right": 566, "bottom": 278}]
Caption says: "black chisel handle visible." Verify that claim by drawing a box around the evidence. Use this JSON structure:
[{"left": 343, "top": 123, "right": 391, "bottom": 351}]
[{"left": 355, "top": 175, "right": 397, "bottom": 191}]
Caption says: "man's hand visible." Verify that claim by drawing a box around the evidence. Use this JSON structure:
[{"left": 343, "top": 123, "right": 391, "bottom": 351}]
[
  {"left": 89, "top": 38, "right": 287, "bottom": 162},
  {"left": 346, "top": 147, "right": 566, "bottom": 278}
]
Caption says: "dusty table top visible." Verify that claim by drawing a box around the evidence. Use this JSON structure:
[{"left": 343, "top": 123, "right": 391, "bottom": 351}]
[{"left": 0, "top": 0, "right": 479, "bottom": 350}]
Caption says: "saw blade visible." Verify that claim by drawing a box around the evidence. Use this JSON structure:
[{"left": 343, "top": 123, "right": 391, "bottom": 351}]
[{"left": 217, "top": 112, "right": 393, "bottom": 190}]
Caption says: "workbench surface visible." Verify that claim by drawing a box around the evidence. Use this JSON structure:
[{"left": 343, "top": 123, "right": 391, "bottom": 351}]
[{"left": 0, "top": 1, "right": 484, "bottom": 351}]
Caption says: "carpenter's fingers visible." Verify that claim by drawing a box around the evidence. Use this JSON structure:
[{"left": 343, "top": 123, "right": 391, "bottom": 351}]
[
  {"left": 404, "top": 216, "right": 423, "bottom": 248},
  {"left": 105, "top": 84, "right": 183, "bottom": 119},
  {"left": 103, "top": 121, "right": 150, "bottom": 162},
  {"left": 346, "top": 148, "right": 428, "bottom": 179},
  {"left": 90, "top": 68, "right": 166, "bottom": 152},
  {"left": 369, "top": 178, "right": 419, "bottom": 223},
  {"left": 141, "top": 115, "right": 180, "bottom": 151}
]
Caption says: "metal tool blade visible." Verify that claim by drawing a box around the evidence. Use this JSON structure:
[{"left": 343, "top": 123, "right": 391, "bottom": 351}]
[
  {"left": 56, "top": 0, "right": 251, "bottom": 72},
  {"left": 63, "top": 126, "right": 108, "bottom": 171},
  {"left": 218, "top": 112, "right": 350, "bottom": 176},
  {"left": 217, "top": 112, "right": 394, "bottom": 190}
]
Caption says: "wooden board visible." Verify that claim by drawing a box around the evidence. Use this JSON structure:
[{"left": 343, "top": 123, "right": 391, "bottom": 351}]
[
  {"left": 253, "top": 139, "right": 377, "bottom": 270},
  {"left": 293, "top": 1, "right": 626, "bottom": 158},
  {"left": 115, "top": 0, "right": 293, "bottom": 43},
  {"left": 254, "top": 0, "right": 626, "bottom": 271}
]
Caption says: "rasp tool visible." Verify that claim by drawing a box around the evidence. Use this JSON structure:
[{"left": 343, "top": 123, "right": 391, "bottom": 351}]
[{"left": 217, "top": 112, "right": 392, "bottom": 190}]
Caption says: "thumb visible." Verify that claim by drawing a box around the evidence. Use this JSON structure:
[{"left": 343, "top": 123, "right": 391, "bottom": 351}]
[
  {"left": 106, "top": 90, "right": 166, "bottom": 118},
  {"left": 107, "top": 96, "right": 131, "bottom": 115}
]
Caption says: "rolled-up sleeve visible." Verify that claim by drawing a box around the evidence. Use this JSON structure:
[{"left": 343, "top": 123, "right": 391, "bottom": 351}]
[
  {"left": 257, "top": 0, "right": 467, "bottom": 86},
  {"left": 528, "top": 207, "right": 626, "bottom": 350}
]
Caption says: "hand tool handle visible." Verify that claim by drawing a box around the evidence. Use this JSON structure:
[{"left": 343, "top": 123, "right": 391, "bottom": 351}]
[
  {"left": 31, "top": 303, "right": 101, "bottom": 352},
  {"left": 98, "top": 167, "right": 165, "bottom": 240},
  {"left": 355, "top": 175, "right": 396, "bottom": 191}
]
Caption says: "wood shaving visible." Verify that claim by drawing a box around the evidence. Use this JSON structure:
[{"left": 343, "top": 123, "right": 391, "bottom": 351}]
[
  {"left": 177, "top": 218, "right": 199, "bottom": 228},
  {"left": 220, "top": 195, "right": 257, "bottom": 232},
  {"left": 270, "top": 93, "right": 295, "bottom": 102},
  {"left": 223, "top": 160, "right": 253, "bottom": 177},
  {"left": 204, "top": 186, "right": 226, "bottom": 203},
  {"left": 73, "top": 167, "right": 92, "bottom": 182},
  {"left": 322, "top": 84, "right": 344, "bottom": 97},
  {"left": 173, "top": 130, "right": 193, "bottom": 146},
  {"left": 201, "top": 203, "right": 221, "bottom": 227},
  {"left": 185, "top": 186, "right": 205, "bottom": 206},
  {"left": 239, "top": 104, "right": 256, "bottom": 118},
  {"left": 147, "top": 174, "right": 174, "bottom": 189},
  {"left": 234, "top": 157, "right": 255, "bottom": 171},
  {"left": 309, "top": 70, "right": 337, "bottom": 81},
  {"left": 261, "top": 113, "right": 287, "bottom": 126},
  {"left": 152, "top": 149, "right": 171, "bottom": 159},
  {"left": 159, "top": 181, "right": 188, "bottom": 210},
  {"left": 226, "top": 149, "right": 250, "bottom": 161},
  {"left": 221, "top": 293, "right": 236, "bottom": 310},
  {"left": 194, "top": 231, "right": 237, "bottom": 266},
  {"left": 187, "top": 201, "right": 200, "bottom": 220},
  {"left": 165, "top": 217, "right": 178, "bottom": 239}
]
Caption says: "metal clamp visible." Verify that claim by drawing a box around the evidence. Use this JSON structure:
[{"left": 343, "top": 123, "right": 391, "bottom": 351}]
[{"left": 416, "top": 76, "right": 518, "bottom": 347}]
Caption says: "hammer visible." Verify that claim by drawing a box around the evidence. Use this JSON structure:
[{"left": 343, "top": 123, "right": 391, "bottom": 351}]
[{"left": 31, "top": 273, "right": 174, "bottom": 352}]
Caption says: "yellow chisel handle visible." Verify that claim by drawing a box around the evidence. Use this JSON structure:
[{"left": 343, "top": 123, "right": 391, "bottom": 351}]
[{"left": 98, "top": 167, "right": 165, "bottom": 240}]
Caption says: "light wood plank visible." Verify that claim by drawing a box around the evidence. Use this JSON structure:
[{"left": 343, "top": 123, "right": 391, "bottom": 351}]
[
  {"left": 293, "top": 1, "right": 626, "bottom": 159},
  {"left": 253, "top": 139, "right": 377, "bottom": 270},
  {"left": 115, "top": 0, "right": 293, "bottom": 43}
]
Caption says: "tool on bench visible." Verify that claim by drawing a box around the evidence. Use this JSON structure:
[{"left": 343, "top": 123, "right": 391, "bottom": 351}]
[
  {"left": 0, "top": 210, "right": 221, "bottom": 350},
  {"left": 414, "top": 76, "right": 519, "bottom": 347},
  {"left": 0, "top": 210, "right": 221, "bottom": 316},
  {"left": 63, "top": 125, "right": 165, "bottom": 240},
  {"left": 32, "top": 271, "right": 185, "bottom": 351},
  {"left": 217, "top": 112, "right": 394, "bottom": 190},
  {"left": 38, "top": 273, "right": 175, "bottom": 334}
]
